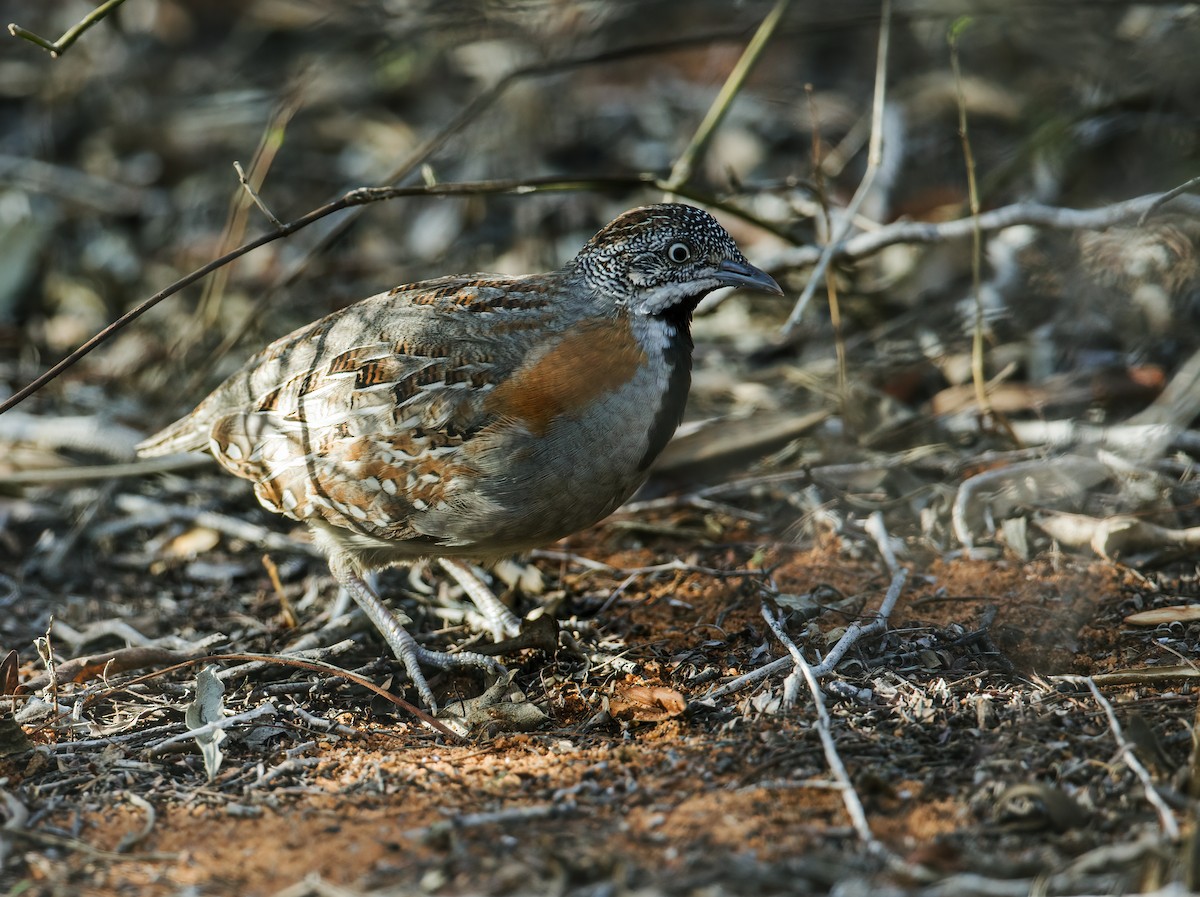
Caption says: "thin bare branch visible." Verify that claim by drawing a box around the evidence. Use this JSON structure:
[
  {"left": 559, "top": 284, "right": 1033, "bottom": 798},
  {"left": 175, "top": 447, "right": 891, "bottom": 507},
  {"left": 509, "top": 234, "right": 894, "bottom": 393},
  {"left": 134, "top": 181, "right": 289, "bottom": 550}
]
[
  {"left": 760, "top": 601, "right": 912, "bottom": 873},
  {"left": 764, "top": 191, "right": 1200, "bottom": 272},
  {"left": 144, "top": 701, "right": 277, "bottom": 757},
  {"left": 704, "top": 568, "right": 908, "bottom": 701},
  {"left": 782, "top": 0, "right": 891, "bottom": 335},
  {"left": 1138, "top": 174, "right": 1200, "bottom": 225},
  {"left": 1082, "top": 677, "right": 1180, "bottom": 841},
  {"left": 664, "top": 0, "right": 792, "bottom": 193},
  {"left": 8, "top": 0, "right": 129, "bottom": 57},
  {"left": 234, "top": 162, "right": 283, "bottom": 231}
]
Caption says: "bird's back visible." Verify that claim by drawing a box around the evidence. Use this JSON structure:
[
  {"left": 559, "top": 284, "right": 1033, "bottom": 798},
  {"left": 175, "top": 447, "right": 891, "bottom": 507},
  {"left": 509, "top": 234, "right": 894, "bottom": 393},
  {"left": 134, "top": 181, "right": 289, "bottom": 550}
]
[
  {"left": 138, "top": 273, "right": 564, "bottom": 457},
  {"left": 136, "top": 269, "right": 671, "bottom": 558}
]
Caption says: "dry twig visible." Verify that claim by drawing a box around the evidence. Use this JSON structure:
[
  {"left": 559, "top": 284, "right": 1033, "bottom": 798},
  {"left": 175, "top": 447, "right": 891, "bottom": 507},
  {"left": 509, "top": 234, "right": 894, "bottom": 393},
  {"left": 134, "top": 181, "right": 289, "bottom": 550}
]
[
  {"left": 704, "top": 567, "right": 908, "bottom": 701},
  {"left": 1080, "top": 676, "right": 1180, "bottom": 841},
  {"left": 7, "top": 0, "right": 129, "bottom": 57},
  {"left": 760, "top": 600, "right": 916, "bottom": 877},
  {"left": 664, "top": 0, "right": 793, "bottom": 193},
  {"left": 764, "top": 191, "right": 1200, "bottom": 272},
  {"left": 782, "top": 0, "right": 891, "bottom": 336}
]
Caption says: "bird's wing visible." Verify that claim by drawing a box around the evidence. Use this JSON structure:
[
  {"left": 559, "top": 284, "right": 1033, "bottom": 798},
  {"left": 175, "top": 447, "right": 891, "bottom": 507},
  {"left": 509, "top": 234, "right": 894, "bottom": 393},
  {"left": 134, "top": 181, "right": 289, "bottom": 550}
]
[{"left": 137, "top": 274, "right": 566, "bottom": 541}]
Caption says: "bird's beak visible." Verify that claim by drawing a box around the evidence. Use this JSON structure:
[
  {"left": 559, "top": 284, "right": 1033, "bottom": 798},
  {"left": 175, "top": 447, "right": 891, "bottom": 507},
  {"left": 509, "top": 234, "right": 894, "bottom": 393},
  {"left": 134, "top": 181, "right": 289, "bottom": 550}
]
[{"left": 715, "top": 259, "right": 784, "bottom": 295}]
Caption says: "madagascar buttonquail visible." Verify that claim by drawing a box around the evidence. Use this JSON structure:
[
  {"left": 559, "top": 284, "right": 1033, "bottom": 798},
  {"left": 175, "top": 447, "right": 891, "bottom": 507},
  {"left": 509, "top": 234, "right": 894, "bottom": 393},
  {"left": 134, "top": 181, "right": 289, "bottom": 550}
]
[{"left": 138, "top": 203, "right": 782, "bottom": 710}]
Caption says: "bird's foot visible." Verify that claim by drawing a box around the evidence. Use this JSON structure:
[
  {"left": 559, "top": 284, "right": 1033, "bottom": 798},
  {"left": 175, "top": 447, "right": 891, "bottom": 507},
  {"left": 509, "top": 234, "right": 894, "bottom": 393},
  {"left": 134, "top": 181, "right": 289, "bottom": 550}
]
[
  {"left": 438, "top": 557, "right": 522, "bottom": 641},
  {"left": 391, "top": 630, "right": 503, "bottom": 715},
  {"left": 332, "top": 561, "right": 502, "bottom": 713}
]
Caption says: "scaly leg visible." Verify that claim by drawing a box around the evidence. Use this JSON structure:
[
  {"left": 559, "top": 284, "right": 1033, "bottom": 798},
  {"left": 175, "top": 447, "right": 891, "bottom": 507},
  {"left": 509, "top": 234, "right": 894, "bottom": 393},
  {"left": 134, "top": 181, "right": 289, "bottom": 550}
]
[
  {"left": 328, "top": 555, "right": 500, "bottom": 713},
  {"left": 438, "top": 558, "right": 522, "bottom": 641}
]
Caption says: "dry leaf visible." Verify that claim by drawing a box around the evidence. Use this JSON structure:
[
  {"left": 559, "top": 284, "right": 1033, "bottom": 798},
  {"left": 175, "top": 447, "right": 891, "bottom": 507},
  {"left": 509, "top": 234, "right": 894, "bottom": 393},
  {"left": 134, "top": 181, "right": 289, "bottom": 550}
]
[
  {"left": 0, "top": 650, "right": 18, "bottom": 696},
  {"left": 1125, "top": 605, "right": 1200, "bottom": 626},
  {"left": 162, "top": 526, "right": 220, "bottom": 559},
  {"left": 0, "top": 713, "right": 32, "bottom": 757},
  {"left": 185, "top": 666, "right": 227, "bottom": 782},
  {"left": 609, "top": 685, "right": 687, "bottom": 722}
]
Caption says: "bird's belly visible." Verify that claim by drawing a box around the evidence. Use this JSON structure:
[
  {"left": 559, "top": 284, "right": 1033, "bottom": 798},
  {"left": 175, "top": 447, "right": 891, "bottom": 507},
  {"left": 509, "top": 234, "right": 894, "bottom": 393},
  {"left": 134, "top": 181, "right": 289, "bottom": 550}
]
[{"left": 428, "top": 371, "right": 672, "bottom": 552}]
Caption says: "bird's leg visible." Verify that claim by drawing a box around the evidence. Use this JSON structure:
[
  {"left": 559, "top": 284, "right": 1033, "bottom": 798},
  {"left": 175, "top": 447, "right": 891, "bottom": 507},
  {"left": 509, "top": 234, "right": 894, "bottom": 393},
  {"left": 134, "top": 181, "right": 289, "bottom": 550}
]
[
  {"left": 329, "top": 585, "right": 353, "bottom": 618},
  {"left": 437, "top": 558, "right": 522, "bottom": 641},
  {"left": 329, "top": 569, "right": 379, "bottom": 619},
  {"left": 328, "top": 555, "right": 501, "bottom": 713}
]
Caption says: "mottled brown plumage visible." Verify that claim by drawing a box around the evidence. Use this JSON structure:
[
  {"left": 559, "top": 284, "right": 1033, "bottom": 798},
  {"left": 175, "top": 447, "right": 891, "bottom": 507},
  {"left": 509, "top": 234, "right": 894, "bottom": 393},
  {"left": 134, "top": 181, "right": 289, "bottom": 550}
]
[{"left": 139, "top": 204, "right": 782, "bottom": 710}]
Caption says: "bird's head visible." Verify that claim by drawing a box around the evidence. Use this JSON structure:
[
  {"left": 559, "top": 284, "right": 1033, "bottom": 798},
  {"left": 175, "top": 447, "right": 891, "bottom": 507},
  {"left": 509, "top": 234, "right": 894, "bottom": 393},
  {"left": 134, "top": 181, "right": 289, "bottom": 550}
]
[{"left": 574, "top": 203, "right": 782, "bottom": 321}]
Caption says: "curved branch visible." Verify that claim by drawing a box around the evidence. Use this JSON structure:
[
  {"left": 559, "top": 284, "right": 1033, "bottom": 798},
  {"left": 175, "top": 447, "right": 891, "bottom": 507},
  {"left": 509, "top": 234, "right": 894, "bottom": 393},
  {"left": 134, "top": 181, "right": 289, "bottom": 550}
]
[
  {"left": 8, "top": 0, "right": 129, "bottom": 57},
  {"left": 763, "top": 191, "right": 1200, "bottom": 272}
]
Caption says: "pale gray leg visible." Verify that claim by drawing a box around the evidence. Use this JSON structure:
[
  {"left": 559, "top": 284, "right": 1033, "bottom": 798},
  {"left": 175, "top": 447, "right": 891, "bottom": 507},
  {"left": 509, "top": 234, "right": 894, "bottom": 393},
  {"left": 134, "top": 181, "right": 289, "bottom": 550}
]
[
  {"left": 329, "top": 586, "right": 352, "bottom": 618},
  {"left": 438, "top": 558, "right": 522, "bottom": 641},
  {"left": 328, "top": 555, "right": 500, "bottom": 714},
  {"left": 329, "top": 569, "right": 377, "bottom": 620}
]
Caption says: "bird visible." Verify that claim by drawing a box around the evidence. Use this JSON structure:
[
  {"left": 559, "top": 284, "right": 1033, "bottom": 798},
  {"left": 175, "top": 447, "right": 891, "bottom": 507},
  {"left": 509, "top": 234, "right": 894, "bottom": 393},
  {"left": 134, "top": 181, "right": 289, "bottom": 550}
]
[{"left": 137, "top": 203, "right": 783, "bottom": 711}]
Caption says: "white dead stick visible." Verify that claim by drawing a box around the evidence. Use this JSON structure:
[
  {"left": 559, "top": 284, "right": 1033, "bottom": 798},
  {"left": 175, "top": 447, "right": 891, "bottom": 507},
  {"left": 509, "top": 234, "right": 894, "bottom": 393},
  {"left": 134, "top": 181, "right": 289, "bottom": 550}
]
[
  {"left": 764, "top": 191, "right": 1200, "bottom": 273},
  {"left": 951, "top": 455, "right": 1110, "bottom": 555},
  {"left": 864, "top": 510, "right": 899, "bottom": 574},
  {"left": 760, "top": 600, "right": 909, "bottom": 870},
  {"left": 0, "top": 410, "right": 144, "bottom": 459},
  {"left": 1080, "top": 677, "right": 1180, "bottom": 841},
  {"left": 762, "top": 604, "right": 809, "bottom": 709},
  {"left": 1035, "top": 512, "right": 1200, "bottom": 561},
  {"left": 804, "top": 566, "right": 907, "bottom": 680},
  {"left": 114, "top": 493, "right": 324, "bottom": 558},
  {"left": 703, "top": 568, "right": 908, "bottom": 702}
]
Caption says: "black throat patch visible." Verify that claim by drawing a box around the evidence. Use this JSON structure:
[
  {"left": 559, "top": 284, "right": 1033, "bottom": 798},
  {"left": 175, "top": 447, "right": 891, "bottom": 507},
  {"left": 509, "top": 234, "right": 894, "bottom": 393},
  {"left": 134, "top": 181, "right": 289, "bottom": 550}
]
[{"left": 638, "top": 306, "right": 695, "bottom": 471}]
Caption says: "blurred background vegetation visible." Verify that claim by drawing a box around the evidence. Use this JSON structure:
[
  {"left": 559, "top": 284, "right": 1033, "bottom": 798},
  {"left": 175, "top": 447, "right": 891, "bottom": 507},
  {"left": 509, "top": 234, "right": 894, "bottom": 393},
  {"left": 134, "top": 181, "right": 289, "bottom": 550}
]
[{"left": 2, "top": 0, "right": 1197, "bottom": 430}]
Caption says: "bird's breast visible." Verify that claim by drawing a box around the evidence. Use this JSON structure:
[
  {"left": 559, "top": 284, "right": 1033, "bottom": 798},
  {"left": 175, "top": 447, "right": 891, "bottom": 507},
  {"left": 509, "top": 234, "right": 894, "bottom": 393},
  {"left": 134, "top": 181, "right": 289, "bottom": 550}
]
[
  {"left": 430, "top": 313, "right": 691, "bottom": 549},
  {"left": 481, "top": 314, "right": 649, "bottom": 435}
]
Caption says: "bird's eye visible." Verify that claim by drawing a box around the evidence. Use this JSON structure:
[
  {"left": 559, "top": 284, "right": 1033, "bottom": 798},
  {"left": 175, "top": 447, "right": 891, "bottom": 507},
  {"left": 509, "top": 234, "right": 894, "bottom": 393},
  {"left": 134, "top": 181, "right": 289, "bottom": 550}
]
[{"left": 667, "top": 242, "right": 691, "bottom": 264}]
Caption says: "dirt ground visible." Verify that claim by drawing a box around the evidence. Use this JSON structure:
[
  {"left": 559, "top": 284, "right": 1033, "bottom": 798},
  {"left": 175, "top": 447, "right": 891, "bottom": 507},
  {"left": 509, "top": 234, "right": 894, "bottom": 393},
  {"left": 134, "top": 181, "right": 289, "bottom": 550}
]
[{"left": 4, "top": 503, "right": 1198, "bottom": 896}]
